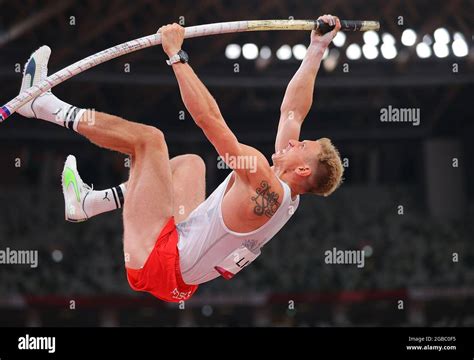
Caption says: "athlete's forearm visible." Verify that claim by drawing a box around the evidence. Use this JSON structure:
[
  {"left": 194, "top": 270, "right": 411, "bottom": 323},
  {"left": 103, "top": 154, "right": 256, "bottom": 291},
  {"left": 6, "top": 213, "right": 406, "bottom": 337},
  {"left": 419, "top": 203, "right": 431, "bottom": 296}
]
[
  {"left": 279, "top": 44, "right": 325, "bottom": 121},
  {"left": 172, "top": 62, "right": 223, "bottom": 127}
]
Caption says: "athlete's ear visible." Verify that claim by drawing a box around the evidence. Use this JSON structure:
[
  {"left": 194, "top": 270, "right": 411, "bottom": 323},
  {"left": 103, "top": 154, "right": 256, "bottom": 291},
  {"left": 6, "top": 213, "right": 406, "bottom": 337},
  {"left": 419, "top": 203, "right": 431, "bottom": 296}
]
[{"left": 295, "top": 165, "right": 311, "bottom": 177}]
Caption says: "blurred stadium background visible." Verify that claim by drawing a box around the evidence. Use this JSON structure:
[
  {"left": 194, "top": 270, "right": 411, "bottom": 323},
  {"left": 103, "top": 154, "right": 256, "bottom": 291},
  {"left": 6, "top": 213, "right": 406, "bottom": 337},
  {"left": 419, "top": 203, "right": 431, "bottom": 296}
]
[{"left": 0, "top": 0, "right": 472, "bottom": 326}]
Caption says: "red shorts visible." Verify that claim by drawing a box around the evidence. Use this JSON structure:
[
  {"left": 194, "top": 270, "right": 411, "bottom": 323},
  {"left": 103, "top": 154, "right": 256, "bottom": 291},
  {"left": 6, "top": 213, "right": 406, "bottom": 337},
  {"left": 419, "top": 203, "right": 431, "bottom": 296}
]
[{"left": 126, "top": 217, "right": 198, "bottom": 303}]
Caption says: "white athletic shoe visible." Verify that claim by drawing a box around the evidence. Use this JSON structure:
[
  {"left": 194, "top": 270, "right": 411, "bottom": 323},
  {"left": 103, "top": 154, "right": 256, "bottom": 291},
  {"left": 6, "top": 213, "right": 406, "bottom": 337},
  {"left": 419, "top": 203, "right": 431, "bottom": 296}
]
[
  {"left": 62, "top": 155, "right": 92, "bottom": 222},
  {"left": 17, "top": 45, "right": 55, "bottom": 118}
]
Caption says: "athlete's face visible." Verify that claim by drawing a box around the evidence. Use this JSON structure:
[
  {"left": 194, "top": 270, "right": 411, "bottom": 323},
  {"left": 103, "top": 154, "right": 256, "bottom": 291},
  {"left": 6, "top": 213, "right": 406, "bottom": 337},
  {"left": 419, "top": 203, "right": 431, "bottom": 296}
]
[{"left": 272, "top": 139, "right": 321, "bottom": 176}]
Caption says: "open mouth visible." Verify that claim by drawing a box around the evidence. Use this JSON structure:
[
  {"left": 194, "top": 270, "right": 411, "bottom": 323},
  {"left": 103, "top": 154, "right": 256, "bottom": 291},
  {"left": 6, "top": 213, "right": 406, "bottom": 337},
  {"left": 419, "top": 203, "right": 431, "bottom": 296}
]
[{"left": 272, "top": 143, "right": 293, "bottom": 158}]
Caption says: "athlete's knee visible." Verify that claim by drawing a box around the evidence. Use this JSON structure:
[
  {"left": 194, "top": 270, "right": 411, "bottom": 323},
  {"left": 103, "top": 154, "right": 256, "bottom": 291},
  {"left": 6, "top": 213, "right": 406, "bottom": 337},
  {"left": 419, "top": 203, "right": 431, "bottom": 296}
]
[
  {"left": 180, "top": 154, "right": 206, "bottom": 172},
  {"left": 133, "top": 125, "right": 166, "bottom": 152}
]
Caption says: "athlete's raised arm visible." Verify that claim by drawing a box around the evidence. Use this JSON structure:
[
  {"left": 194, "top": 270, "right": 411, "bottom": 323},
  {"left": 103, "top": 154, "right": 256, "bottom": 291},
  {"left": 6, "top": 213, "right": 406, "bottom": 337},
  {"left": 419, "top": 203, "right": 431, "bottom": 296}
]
[
  {"left": 275, "top": 15, "right": 341, "bottom": 153},
  {"left": 160, "top": 24, "right": 249, "bottom": 170}
]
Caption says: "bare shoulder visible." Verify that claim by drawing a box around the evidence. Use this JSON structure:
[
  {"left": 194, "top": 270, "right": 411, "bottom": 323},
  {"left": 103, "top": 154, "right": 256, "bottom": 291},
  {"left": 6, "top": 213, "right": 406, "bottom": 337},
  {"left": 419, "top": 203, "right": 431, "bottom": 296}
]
[
  {"left": 234, "top": 144, "right": 278, "bottom": 183},
  {"left": 235, "top": 143, "right": 271, "bottom": 172}
]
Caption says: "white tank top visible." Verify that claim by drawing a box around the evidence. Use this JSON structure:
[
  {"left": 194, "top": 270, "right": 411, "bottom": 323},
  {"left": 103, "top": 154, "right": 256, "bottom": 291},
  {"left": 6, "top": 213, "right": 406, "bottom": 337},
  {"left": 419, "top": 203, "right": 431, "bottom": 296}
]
[{"left": 176, "top": 171, "right": 300, "bottom": 285}]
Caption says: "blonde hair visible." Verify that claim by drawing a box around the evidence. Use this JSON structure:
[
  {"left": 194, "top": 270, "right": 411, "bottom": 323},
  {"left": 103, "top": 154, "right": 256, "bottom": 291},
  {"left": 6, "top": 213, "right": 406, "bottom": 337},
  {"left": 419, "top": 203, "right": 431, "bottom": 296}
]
[{"left": 308, "top": 138, "right": 344, "bottom": 196}]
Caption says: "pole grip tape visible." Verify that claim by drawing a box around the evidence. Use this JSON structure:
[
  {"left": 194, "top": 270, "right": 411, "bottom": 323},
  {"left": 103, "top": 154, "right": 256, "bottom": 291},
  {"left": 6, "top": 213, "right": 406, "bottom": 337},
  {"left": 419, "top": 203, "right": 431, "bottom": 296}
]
[{"left": 0, "top": 106, "right": 11, "bottom": 122}]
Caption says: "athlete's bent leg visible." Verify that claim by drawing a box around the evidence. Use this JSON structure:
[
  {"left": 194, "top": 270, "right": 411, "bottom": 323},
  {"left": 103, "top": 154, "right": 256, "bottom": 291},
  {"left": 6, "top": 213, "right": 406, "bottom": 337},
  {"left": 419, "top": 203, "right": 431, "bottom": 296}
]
[
  {"left": 76, "top": 110, "right": 151, "bottom": 156},
  {"left": 77, "top": 112, "right": 174, "bottom": 269},
  {"left": 18, "top": 47, "right": 176, "bottom": 274}
]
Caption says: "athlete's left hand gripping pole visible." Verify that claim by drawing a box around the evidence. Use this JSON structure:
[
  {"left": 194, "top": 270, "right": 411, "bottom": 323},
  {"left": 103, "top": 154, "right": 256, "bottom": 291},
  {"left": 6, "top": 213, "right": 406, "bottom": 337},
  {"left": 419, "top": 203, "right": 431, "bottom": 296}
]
[{"left": 0, "top": 19, "right": 379, "bottom": 122}]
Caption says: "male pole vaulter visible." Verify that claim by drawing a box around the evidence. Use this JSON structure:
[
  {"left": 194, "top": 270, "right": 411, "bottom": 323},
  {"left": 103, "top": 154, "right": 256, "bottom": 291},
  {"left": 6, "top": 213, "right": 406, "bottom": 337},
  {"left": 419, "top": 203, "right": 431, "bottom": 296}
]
[{"left": 16, "top": 15, "right": 343, "bottom": 302}]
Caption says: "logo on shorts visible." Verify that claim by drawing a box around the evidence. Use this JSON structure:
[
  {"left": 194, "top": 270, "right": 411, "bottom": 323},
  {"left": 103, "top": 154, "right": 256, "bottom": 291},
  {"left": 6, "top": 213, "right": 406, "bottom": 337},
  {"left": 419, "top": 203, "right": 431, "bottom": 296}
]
[{"left": 171, "top": 288, "right": 192, "bottom": 300}]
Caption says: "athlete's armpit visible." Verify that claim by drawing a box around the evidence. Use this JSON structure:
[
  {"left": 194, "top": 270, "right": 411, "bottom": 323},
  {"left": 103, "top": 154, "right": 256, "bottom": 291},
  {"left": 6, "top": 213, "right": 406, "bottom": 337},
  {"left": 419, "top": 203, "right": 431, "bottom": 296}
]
[{"left": 251, "top": 180, "right": 280, "bottom": 218}]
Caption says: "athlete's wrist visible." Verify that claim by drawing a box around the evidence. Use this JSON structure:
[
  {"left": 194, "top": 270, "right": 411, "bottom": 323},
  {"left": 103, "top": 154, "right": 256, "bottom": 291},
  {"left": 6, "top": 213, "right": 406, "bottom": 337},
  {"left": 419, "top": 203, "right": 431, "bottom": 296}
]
[
  {"left": 166, "top": 49, "right": 189, "bottom": 66},
  {"left": 165, "top": 47, "right": 180, "bottom": 58},
  {"left": 307, "top": 43, "right": 326, "bottom": 57}
]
